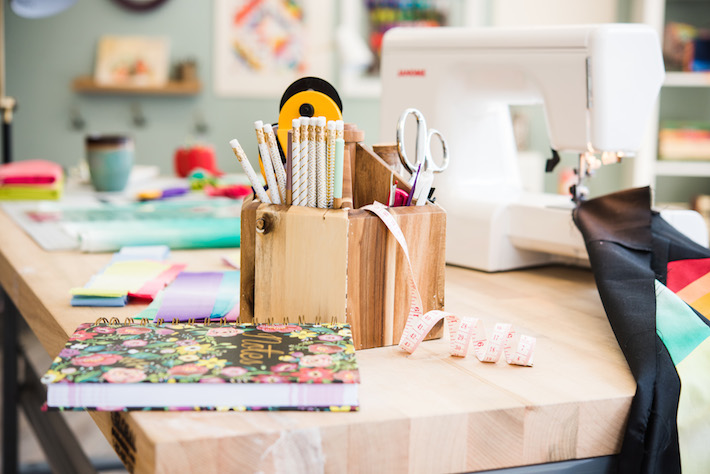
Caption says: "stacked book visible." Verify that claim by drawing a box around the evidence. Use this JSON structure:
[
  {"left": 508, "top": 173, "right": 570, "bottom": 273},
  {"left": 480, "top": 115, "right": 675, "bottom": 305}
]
[{"left": 659, "top": 121, "right": 710, "bottom": 161}]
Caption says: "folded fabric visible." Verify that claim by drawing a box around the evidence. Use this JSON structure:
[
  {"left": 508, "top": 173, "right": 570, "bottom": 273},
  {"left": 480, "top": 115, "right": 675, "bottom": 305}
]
[
  {"left": 135, "top": 271, "right": 240, "bottom": 322},
  {"left": 70, "top": 245, "right": 185, "bottom": 307},
  {"left": 71, "top": 261, "right": 185, "bottom": 300},
  {"left": 70, "top": 295, "right": 128, "bottom": 307},
  {"left": 112, "top": 245, "right": 171, "bottom": 262},
  {"left": 0, "top": 179, "right": 63, "bottom": 200},
  {"left": 574, "top": 187, "right": 710, "bottom": 474},
  {"left": 0, "top": 159, "right": 62, "bottom": 184}
]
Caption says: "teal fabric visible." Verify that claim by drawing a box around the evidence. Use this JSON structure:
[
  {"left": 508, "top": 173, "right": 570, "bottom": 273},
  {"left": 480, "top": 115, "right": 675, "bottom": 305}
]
[
  {"left": 655, "top": 280, "right": 710, "bottom": 365},
  {"left": 211, "top": 271, "right": 240, "bottom": 318}
]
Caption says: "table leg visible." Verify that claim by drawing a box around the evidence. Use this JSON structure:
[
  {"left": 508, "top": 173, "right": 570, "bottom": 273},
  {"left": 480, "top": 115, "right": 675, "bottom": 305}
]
[{"left": 2, "top": 288, "right": 19, "bottom": 474}]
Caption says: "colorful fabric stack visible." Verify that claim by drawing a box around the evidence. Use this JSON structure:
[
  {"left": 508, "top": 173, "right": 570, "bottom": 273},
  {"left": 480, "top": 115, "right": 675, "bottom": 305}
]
[
  {"left": 574, "top": 187, "right": 710, "bottom": 474},
  {"left": 71, "top": 246, "right": 185, "bottom": 307},
  {"left": 136, "top": 271, "right": 240, "bottom": 322},
  {"left": 0, "top": 159, "right": 64, "bottom": 200}
]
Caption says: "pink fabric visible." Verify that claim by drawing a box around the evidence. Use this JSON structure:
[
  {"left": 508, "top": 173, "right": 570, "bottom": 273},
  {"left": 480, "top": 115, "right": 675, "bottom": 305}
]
[{"left": 0, "top": 160, "right": 62, "bottom": 185}]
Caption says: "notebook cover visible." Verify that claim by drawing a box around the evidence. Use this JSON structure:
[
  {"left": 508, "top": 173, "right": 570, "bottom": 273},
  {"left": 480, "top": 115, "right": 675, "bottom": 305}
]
[{"left": 42, "top": 322, "right": 359, "bottom": 412}]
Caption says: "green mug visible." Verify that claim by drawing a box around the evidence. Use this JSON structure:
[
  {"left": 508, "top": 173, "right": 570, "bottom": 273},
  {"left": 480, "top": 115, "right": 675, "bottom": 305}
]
[{"left": 86, "top": 135, "right": 134, "bottom": 192}]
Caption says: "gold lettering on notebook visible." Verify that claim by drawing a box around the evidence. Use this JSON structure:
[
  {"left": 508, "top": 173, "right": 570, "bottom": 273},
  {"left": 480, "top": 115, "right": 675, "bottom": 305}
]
[{"left": 239, "top": 333, "right": 285, "bottom": 366}]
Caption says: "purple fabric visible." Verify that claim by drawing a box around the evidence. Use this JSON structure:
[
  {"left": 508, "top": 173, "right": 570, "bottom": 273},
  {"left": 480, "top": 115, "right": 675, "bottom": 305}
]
[{"left": 155, "top": 272, "right": 224, "bottom": 322}]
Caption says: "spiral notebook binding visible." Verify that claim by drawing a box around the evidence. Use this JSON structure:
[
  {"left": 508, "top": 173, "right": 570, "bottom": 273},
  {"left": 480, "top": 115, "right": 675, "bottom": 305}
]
[{"left": 93, "top": 315, "right": 342, "bottom": 327}]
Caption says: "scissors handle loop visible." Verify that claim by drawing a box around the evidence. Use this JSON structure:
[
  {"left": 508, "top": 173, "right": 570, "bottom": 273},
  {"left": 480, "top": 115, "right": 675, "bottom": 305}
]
[
  {"left": 396, "top": 108, "right": 449, "bottom": 174},
  {"left": 426, "top": 128, "right": 449, "bottom": 173}
]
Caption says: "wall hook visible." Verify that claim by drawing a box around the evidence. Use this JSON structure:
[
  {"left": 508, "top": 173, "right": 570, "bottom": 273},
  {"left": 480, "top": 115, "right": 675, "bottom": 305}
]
[
  {"left": 70, "top": 106, "right": 85, "bottom": 131},
  {"left": 131, "top": 102, "right": 146, "bottom": 128},
  {"left": 194, "top": 109, "right": 208, "bottom": 134}
]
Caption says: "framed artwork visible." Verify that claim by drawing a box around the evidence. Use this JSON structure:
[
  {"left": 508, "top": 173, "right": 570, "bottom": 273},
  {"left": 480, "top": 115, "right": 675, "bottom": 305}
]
[
  {"left": 94, "top": 36, "right": 171, "bottom": 87},
  {"left": 337, "top": 0, "right": 464, "bottom": 98},
  {"left": 213, "top": 0, "right": 334, "bottom": 97}
]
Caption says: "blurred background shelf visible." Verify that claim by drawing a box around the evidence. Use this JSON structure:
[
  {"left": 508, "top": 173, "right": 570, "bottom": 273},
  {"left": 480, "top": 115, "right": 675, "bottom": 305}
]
[
  {"left": 664, "top": 71, "right": 710, "bottom": 87},
  {"left": 72, "top": 76, "right": 201, "bottom": 96},
  {"left": 656, "top": 160, "right": 710, "bottom": 177}
]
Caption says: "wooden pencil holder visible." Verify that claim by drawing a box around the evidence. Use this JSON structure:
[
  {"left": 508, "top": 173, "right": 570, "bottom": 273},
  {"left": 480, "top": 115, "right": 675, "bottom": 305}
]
[{"left": 240, "top": 129, "right": 445, "bottom": 350}]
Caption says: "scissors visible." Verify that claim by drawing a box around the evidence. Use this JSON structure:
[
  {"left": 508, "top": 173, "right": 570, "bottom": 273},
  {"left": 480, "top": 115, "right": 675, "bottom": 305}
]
[{"left": 396, "top": 108, "right": 449, "bottom": 177}]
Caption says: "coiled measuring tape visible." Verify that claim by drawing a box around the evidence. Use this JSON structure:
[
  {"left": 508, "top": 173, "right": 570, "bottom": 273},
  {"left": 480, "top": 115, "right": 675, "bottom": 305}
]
[{"left": 361, "top": 202, "right": 536, "bottom": 367}]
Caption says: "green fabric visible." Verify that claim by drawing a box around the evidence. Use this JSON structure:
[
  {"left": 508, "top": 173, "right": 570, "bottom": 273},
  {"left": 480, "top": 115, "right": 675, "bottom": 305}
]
[
  {"left": 655, "top": 280, "right": 710, "bottom": 473},
  {"left": 655, "top": 280, "right": 710, "bottom": 365}
]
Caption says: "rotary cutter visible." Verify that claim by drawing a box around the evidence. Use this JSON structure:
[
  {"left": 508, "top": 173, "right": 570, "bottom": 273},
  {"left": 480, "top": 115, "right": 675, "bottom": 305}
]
[{"left": 276, "top": 77, "right": 343, "bottom": 153}]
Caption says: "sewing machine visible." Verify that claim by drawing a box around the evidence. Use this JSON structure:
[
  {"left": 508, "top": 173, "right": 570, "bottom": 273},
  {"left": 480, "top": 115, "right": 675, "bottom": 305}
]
[{"left": 380, "top": 24, "right": 708, "bottom": 272}]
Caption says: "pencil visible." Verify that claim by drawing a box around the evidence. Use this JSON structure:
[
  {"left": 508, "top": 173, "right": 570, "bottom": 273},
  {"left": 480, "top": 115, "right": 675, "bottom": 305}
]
[
  {"left": 286, "top": 129, "right": 293, "bottom": 205},
  {"left": 254, "top": 120, "right": 281, "bottom": 205},
  {"left": 263, "top": 123, "right": 287, "bottom": 203},
  {"left": 307, "top": 117, "right": 317, "bottom": 207},
  {"left": 315, "top": 116, "right": 327, "bottom": 209},
  {"left": 229, "top": 139, "right": 271, "bottom": 204},
  {"left": 326, "top": 120, "right": 336, "bottom": 208},
  {"left": 291, "top": 119, "right": 303, "bottom": 206},
  {"left": 333, "top": 137, "right": 345, "bottom": 209},
  {"left": 299, "top": 117, "right": 309, "bottom": 207}
]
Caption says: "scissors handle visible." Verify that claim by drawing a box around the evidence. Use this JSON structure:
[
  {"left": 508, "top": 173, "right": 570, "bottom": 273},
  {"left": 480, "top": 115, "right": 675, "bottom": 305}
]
[
  {"left": 396, "top": 108, "right": 428, "bottom": 174},
  {"left": 396, "top": 108, "right": 449, "bottom": 174},
  {"left": 425, "top": 128, "right": 449, "bottom": 173}
]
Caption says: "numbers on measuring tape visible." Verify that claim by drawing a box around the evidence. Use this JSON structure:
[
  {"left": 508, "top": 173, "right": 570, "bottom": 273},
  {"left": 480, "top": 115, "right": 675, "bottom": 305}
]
[{"left": 362, "top": 202, "right": 536, "bottom": 367}]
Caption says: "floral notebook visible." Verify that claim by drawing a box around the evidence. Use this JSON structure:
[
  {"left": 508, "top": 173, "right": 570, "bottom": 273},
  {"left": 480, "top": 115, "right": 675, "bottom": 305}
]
[{"left": 42, "top": 321, "right": 359, "bottom": 412}]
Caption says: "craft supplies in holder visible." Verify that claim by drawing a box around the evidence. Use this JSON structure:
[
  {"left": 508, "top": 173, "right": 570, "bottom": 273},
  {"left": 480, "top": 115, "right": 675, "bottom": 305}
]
[{"left": 240, "top": 127, "right": 446, "bottom": 350}]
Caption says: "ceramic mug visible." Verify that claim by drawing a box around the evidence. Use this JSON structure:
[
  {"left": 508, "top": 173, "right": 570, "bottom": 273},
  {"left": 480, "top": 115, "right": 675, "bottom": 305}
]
[{"left": 86, "top": 135, "right": 134, "bottom": 192}]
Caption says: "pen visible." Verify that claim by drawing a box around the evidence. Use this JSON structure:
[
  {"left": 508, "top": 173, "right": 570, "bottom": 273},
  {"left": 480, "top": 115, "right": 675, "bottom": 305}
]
[
  {"left": 229, "top": 138, "right": 271, "bottom": 204},
  {"left": 254, "top": 121, "right": 281, "bottom": 205},
  {"left": 137, "top": 187, "right": 189, "bottom": 201},
  {"left": 406, "top": 163, "right": 422, "bottom": 206}
]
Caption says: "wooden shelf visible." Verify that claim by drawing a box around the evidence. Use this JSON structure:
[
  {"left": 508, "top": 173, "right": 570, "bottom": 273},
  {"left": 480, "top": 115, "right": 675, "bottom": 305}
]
[
  {"left": 664, "top": 71, "right": 710, "bottom": 87},
  {"left": 655, "top": 159, "right": 710, "bottom": 177},
  {"left": 72, "top": 75, "right": 201, "bottom": 96}
]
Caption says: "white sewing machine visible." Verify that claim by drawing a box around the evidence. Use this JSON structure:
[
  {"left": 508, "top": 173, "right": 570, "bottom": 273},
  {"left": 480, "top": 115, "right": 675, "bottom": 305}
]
[{"left": 380, "top": 24, "right": 708, "bottom": 272}]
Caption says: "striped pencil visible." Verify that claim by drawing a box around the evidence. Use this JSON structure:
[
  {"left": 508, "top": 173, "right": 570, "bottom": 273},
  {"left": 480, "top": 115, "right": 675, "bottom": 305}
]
[
  {"left": 229, "top": 139, "right": 271, "bottom": 204},
  {"left": 326, "top": 120, "right": 336, "bottom": 208},
  {"left": 307, "top": 117, "right": 317, "bottom": 207},
  {"left": 263, "top": 123, "right": 286, "bottom": 203},
  {"left": 254, "top": 120, "right": 280, "bottom": 205},
  {"left": 299, "top": 117, "right": 309, "bottom": 207},
  {"left": 315, "top": 116, "right": 327, "bottom": 208},
  {"left": 291, "top": 118, "right": 303, "bottom": 206}
]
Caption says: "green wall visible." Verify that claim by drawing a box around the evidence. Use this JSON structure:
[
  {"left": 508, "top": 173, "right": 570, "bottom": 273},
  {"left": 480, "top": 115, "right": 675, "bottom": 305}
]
[
  {"left": 8, "top": 0, "right": 702, "bottom": 203},
  {"left": 4, "top": 0, "right": 380, "bottom": 175}
]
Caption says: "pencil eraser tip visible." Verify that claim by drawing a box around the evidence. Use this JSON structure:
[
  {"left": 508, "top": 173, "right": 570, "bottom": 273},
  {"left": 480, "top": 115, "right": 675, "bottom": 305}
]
[
  {"left": 263, "top": 123, "right": 272, "bottom": 132},
  {"left": 327, "top": 121, "right": 336, "bottom": 130},
  {"left": 336, "top": 121, "right": 344, "bottom": 131},
  {"left": 310, "top": 117, "right": 318, "bottom": 125},
  {"left": 317, "top": 116, "right": 326, "bottom": 126},
  {"left": 254, "top": 120, "right": 263, "bottom": 129},
  {"left": 229, "top": 139, "right": 240, "bottom": 148},
  {"left": 292, "top": 118, "right": 300, "bottom": 128}
]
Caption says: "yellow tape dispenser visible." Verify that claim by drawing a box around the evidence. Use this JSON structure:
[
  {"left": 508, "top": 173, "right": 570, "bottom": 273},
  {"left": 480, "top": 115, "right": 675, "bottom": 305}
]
[{"left": 276, "top": 77, "right": 343, "bottom": 153}]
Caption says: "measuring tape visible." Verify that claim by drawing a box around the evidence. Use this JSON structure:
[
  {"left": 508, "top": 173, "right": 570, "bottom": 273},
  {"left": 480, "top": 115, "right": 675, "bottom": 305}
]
[{"left": 362, "top": 202, "right": 536, "bottom": 366}]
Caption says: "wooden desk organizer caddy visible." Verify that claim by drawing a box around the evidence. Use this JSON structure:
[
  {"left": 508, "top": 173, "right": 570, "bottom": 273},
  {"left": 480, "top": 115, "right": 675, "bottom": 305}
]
[{"left": 240, "top": 126, "right": 445, "bottom": 350}]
